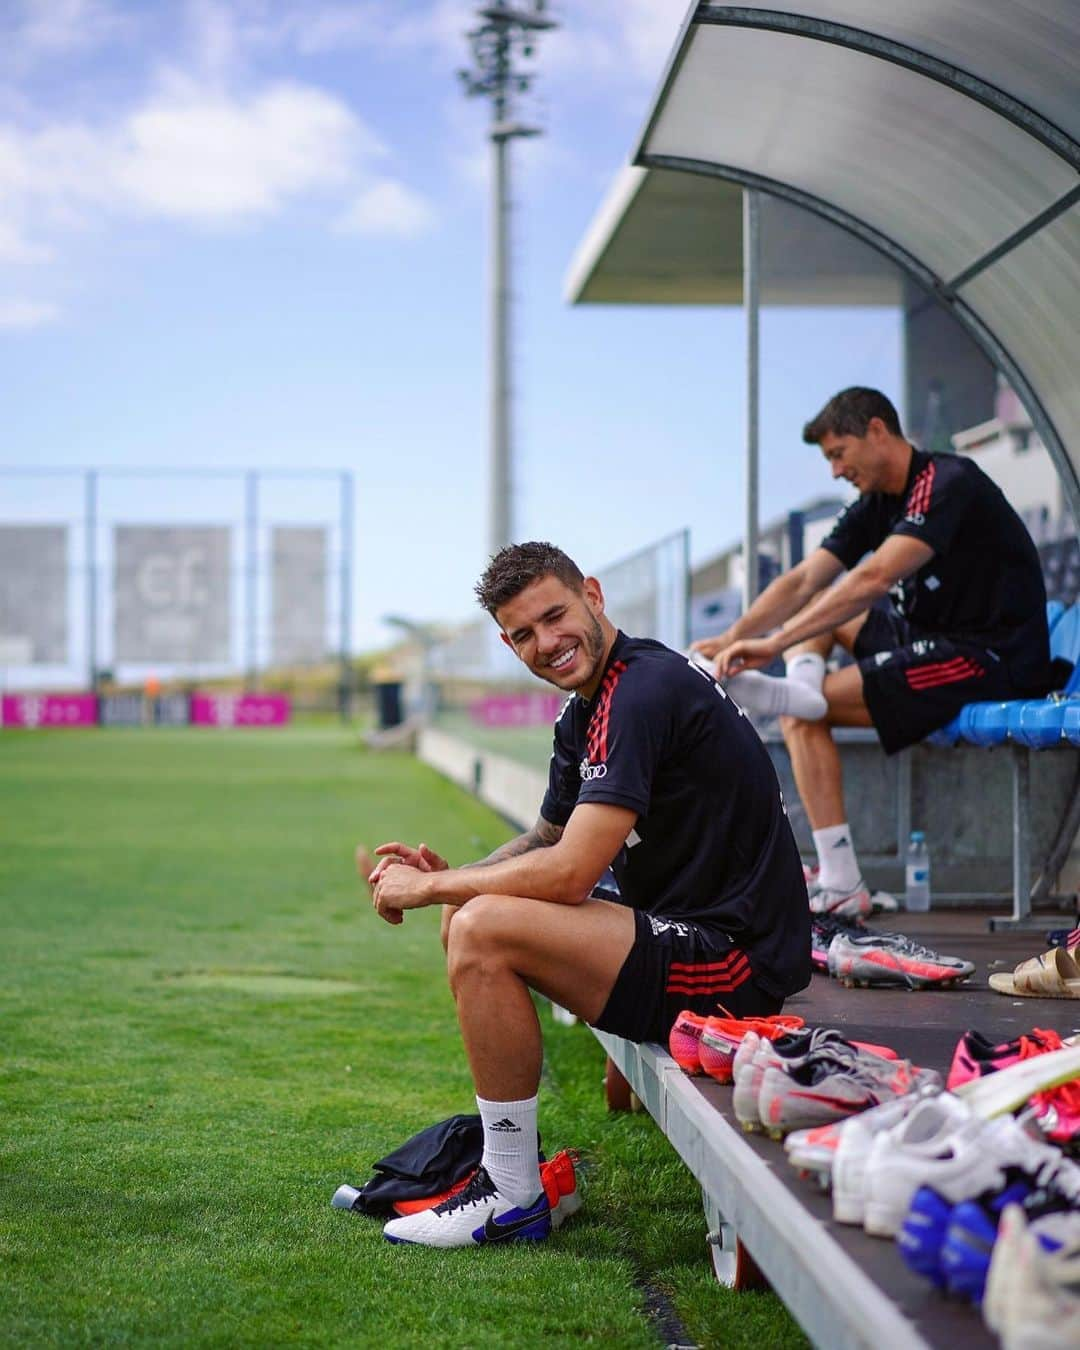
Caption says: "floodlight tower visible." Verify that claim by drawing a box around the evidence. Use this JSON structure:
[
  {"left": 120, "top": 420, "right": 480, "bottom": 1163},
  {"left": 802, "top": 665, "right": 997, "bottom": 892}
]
[{"left": 460, "top": 2, "right": 557, "bottom": 556}]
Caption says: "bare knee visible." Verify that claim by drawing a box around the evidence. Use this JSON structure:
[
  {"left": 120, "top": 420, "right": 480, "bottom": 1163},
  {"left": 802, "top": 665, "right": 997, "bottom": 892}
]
[
  {"left": 785, "top": 633, "right": 833, "bottom": 659},
  {"left": 780, "top": 712, "right": 835, "bottom": 744},
  {"left": 446, "top": 895, "right": 509, "bottom": 993}
]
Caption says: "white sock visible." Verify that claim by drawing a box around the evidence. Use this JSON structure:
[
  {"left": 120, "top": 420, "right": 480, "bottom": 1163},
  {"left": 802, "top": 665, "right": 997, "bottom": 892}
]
[
  {"left": 476, "top": 1094, "right": 542, "bottom": 1206},
  {"left": 785, "top": 652, "right": 826, "bottom": 693},
  {"left": 813, "top": 823, "right": 861, "bottom": 892},
  {"left": 725, "top": 670, "right": 828, "bottom": 721}
]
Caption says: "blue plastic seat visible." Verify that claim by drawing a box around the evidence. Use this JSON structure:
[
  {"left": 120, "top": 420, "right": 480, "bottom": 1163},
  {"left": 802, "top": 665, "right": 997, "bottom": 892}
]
[
  {"left": 1064, "top": 700, "right": 1080, "bottom": 747},
  {"left": 962, "top": 701, "right": 1012, "bottom": 747},
  {"left": 929, "top": 600, "right": 1079, "bottom": 750},
  {"left": 1011, "top": 699, "right": 1066, "bottom": 748}
]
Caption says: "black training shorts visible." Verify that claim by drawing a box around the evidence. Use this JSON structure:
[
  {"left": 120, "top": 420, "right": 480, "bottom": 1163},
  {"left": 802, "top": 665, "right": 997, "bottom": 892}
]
[
  {"left": 592, "top": 908, "right": 783, "bottom": 1045},
  {"left": 854, "top": 607, "right": 1016, "bottom": 755}
]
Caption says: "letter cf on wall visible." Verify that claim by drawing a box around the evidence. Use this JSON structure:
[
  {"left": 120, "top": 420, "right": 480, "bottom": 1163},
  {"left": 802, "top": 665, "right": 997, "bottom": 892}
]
[{"left": 114, "top": 526, "right": 231, "bottom": 664}]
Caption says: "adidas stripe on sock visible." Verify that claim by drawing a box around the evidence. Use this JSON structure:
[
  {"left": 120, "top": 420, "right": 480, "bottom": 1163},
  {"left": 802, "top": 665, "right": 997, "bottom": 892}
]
[
  {"left": 785, "top": 651, "right": 826, "bottom": 693},
  {"left": 813, "top": 822, "right": 861, "bottom": 893},
  {"left": 476, "top": 1094, "right": 542, "bottom": 1206}
]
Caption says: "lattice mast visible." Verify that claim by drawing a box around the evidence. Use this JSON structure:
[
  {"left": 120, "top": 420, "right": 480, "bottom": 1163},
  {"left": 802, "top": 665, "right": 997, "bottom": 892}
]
[{"left": 459, "top": 3, "right": 557, "bottom": 555}]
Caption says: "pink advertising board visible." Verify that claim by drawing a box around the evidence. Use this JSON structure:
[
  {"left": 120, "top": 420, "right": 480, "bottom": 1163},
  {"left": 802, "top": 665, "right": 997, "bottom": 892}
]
[
  {"left": 2, "top": 694, "right": 98, "bottom": 728},
  {"left": 190, "top": 693, "right": 291, "bottom": 727},
  {"left": 470, "top": 692, "right": 563, "bottom": 728}
]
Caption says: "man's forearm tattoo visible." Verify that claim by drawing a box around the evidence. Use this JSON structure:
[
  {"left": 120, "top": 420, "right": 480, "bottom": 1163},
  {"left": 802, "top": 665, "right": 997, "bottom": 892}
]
[{"left": 467, "top": 816, "right": 564, "bottom": 868}]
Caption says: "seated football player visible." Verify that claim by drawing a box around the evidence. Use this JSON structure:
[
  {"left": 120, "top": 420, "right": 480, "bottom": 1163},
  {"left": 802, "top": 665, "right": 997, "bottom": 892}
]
[
  {"left": 694, "top": 387, "right": 1053, "bottom": 919},
  {"left": 364, "top": 541, "right": 810, "bottom": 1247}
]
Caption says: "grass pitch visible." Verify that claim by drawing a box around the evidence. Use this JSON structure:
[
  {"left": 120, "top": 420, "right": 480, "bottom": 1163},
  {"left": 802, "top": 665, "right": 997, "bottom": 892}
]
[{"left": 0, "top": 725, "right": 807, "bottom": 1348}]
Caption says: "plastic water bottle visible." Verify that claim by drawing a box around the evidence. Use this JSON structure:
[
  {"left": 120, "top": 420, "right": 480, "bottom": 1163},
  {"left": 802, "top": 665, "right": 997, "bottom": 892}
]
[{"left": 905, "top": 831, "right": 931, "bottom": 912}]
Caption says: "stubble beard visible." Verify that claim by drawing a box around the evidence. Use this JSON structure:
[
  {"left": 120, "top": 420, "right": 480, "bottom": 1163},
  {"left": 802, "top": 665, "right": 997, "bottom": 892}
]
[{"left": 562, "top": 611, "right": 607, "bottom": 694}]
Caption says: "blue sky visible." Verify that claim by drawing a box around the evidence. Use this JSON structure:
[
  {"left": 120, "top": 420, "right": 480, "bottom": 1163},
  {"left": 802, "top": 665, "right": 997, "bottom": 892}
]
[{"left": 0, "top": 0, "right": 900, "bottom": 662}]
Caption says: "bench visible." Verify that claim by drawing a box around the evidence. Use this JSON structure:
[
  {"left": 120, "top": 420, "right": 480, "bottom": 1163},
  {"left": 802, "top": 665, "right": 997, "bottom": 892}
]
[
  {"left": 593, "top": 911, "right": 1080, "bottom": 1347},
  {"left": 922, "top": 600, "right": 1080, "bottom": 930}
]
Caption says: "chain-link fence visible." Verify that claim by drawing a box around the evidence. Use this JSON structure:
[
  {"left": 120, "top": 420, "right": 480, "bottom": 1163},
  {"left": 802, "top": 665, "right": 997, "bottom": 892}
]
[{"left": 0, "top": 468, "right": 353, "bottom": 708}]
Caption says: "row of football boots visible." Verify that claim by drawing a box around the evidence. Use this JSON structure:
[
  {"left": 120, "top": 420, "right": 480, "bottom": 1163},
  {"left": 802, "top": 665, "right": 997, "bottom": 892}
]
[
  {"left": 896, "top": 1115, "right": 1080, "bottom": 1314},
  {"left": 731, "top": 1025, "right": 936, "bottom": 1137},
  {"left": 949, "top": 1027, "right": 1080, "bottom": 1149},
  {"left": 667, "top": 1010, "right": 806, "bottom": 1081},
  {"left": 780, "top": 1038, "right": 1080, "bottom": 1314},
  {"left": 785, "top": 1031, "right": 1080, "bottom": 1212},
  {"left": 810, "top": 913, "right": 977, "bottom": 990}
]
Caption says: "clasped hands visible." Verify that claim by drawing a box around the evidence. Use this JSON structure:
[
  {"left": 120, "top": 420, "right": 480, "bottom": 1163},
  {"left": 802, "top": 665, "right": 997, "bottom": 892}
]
[{"left": 368, "top": 841, "right": 449, "bottom": 925}]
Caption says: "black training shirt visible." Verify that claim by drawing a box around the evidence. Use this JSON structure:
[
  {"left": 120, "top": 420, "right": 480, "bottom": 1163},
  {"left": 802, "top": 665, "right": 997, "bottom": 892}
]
[
  {"left": 540, "top": 632, "right": 810, "bottom": 1000},
  {"left": 821, "top": 448, "right": 1050, "bottom": 689}
]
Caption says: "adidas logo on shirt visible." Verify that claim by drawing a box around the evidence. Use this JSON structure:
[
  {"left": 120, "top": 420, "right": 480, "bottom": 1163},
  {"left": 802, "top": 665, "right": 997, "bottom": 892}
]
[{"left": 488, "top": 1118, "right": 522, "bottom": 1133}]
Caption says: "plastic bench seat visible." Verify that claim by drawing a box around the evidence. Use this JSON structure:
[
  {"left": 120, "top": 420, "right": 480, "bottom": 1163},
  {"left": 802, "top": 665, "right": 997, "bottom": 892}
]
[
  {"left": 1012, "top": 698, "right": 1069, "bottom": 748},
  {"left": 1064, "top": 700, "right": 1080, "bottom": 747},
  {"left": 921, "top": 600, "right": 1080, "bottom": 928}
]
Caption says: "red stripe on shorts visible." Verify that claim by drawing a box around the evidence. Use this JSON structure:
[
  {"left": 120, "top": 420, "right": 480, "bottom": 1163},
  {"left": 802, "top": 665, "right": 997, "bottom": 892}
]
[
  {"left": 666, "top": 968, "right": 752, "bottom": 995},
  {"left": 906, "top": 657, "right": 985, "bottom": 690},
  {"left": 668, "top": 954, "right": 748, "bottom": 975},
  {"left": 666, "top": 955, "right": 751, "bottom": 993}
]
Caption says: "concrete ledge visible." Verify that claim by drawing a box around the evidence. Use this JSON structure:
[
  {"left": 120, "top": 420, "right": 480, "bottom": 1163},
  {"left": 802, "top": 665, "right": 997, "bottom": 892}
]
[
  {"left": 418, "top": 726, "right": 543, "bottom": 829},
  {"left": 595, "top": 1030, "right": 927, "bottom": 1350}
]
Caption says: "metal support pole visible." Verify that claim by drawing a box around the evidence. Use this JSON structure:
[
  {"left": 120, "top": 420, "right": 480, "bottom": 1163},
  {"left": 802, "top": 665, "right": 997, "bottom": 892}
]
[
  {"left": 85, "top": 469, "right": 98, "bottom": 690},
  {"left": 743, "top": 189, "right": 760, "bottom": 613},
  {"left": 895, "top": 748, "right": 912, "bottom": 858},
  {"left": 245, "top": 471, "right": 258, "bottom": 690},
  {"left": 339, "top": 471, "right": 353, "bottom": 722},
  {"left": 461, "top": 3, "right": 555, "bottom": 557},
  {"left": 1011, "top": 745, "right": 1032, "bottom": 922},
  {"left": 489, "top": 125, "right": 511, "bottom": 554},
  {"left": 989, "top": 744, "right": 1037, "bottom": 931},
  {"left": 679, "top": 527, "right": 691, "bottom": 651}
]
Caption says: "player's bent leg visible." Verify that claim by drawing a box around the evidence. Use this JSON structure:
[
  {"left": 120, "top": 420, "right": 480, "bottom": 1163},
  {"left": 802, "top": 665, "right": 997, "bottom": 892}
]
[
  {"left": 381, "top": 897, "right": 635, "bottom": 1251},
  {"left": 782, "top": 632, "right": 834, "bottom": 661},
  {"left": 446, "top": 895, "right": 636, "bottom": 1099},
  {"left": 833, "top": 612, "right": 872, "bottom": 655},
  {"left": 783, "top": 665, "right": 881, "bottom": 919},
  {"left": 448, "top": 894, "right": 635, "bottom": 1019},
  {"left": 780, "top": 715, "right": 847, "bottom": 830},
  {"left": 780, "top": 662, "right": 871, "bottom": 828},
  {"left": 822, "top": 663, "right": 874, "bottom": 729}
]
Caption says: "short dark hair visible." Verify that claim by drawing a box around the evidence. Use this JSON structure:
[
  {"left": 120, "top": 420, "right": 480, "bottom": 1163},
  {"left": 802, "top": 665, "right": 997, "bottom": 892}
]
[
  {"left": 474, "top": 541, "right": 585, "bottom": 617},
  {"left": 802, "top": 387, "right": 903, "bottom": 443}
]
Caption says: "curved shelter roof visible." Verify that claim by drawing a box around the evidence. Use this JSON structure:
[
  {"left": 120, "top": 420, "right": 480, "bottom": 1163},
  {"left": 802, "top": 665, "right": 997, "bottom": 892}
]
[
  {"left": 571, "top": 2, "right": 1080, "bottom": 522},
  {"left": 565, "top": 165, "right": 903, "bottom": 307}
]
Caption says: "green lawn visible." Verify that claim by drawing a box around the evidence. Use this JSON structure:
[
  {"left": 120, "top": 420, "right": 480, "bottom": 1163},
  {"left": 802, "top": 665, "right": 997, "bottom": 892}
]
[{"left": 0, "top": 726, "right": 807, "bottom": 1348}]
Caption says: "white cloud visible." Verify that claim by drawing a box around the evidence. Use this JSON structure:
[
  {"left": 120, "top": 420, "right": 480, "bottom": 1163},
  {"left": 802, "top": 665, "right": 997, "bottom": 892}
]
[
  {"left": 0, "top": 299, "right": 60, "bottom": 329},
  {"left": 116, "top": 81, "right": 375, "bottom": 221},
  {"left": 336, "top": 179, "right": 436, "bottom": 237},
  {"left": 0, "top": 78, "right": 389, "bottom": 258}
]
